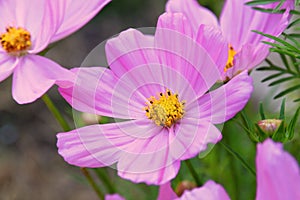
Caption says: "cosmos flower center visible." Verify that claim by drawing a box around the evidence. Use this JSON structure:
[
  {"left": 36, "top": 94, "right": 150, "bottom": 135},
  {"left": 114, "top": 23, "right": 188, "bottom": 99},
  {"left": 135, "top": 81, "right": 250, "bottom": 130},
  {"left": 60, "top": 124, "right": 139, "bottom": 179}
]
[
  {"left": 224, "top": 45, "right": 237, "bottom": 72},
  {"left": 144, "top": 89, "right": 185, "bottom": 128},
  {"left": 0, "top": 26, "right": 32, "bottom": 56}
]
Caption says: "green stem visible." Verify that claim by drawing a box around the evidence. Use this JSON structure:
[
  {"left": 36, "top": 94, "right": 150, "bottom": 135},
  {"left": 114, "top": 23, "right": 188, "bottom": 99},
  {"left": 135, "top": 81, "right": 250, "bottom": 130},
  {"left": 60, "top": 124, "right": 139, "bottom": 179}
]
[
  {"left": 184, "top": 160, "right": 202, "bottom": 186},
  {"left": 220, "top": 141, "right": 256, "bottom": 177},
  {"left": 42, "top": 94, "right": 104, "bottom": 199},
  {"left": 94, "top": 168, "right": 116, "bottom": 194},
  {"left": 42, "top": 94, "right": 71, "bottom": 132},
  {"left": 81, "top": 168, "right": 104, "bottom": 200}
]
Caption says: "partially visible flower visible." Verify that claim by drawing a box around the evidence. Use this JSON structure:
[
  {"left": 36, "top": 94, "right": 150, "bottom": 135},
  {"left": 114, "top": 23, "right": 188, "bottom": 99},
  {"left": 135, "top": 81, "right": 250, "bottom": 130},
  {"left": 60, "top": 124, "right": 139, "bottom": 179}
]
[
  {"left": 0, "top": 0, "right": 111, "bottom": 104},
  {"left": 166, "top": 0, "right": 294, "bottom": 80},
  {"left": 256, "top": 139, "right": 300, "bottom": 200},
  {"left": 157, "top": 181, "right": 230, "bottom": 200},
  {"left": 57, "top": 13, "right": 253, "bottom": 185}
]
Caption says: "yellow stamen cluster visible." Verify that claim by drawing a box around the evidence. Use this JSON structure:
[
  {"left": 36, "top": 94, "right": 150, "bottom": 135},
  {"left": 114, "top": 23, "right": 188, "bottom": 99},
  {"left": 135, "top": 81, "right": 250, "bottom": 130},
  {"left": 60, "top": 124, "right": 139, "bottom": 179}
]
[
  {"left": 224, "top": 45, "right": 237, "bottom": 72},
  {"left": 144, "top": 89, "right": 185, "bottom": 128},
  {"left": 0, "top": 26, "right": 31, "bottom": 56}
]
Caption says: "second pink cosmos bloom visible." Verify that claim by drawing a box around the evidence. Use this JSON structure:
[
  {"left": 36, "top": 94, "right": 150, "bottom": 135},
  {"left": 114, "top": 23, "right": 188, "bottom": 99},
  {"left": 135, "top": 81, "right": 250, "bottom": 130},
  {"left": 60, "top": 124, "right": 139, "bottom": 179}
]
[
  {"left": 57, "top": 13, "right": 253, "bottom": 185},
  {"left": 166, "top": 0, "right": 293, "bottom": 80},
  {"left": 0, "top": 0, "right": 111, "bottom": 104}
]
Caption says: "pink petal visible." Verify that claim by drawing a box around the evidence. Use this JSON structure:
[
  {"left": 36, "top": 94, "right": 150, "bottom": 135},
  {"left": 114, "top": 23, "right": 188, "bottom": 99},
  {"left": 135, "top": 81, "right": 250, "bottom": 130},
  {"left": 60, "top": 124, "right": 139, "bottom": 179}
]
[
  {"left": 58, "top": 67, "right": 146, "bottom": 119},
  {"left": 157, "top": 13, "right": 194, "bottom": 38},
  {"left": 0, "top": 1, "right": 17, "bottom": 30},
  {"left": 105, "top": 28, "right": 156, "bottom": 79},
  {"left": 118, "top": 159, "right": 181, "bottom": 185},
  {"left": 195, "top": 71, "right": 253, "bottom": 124},
  {"left": 116, "top": 125, "right": 183, "bottom": 185},
  {"left": 196, "top": 24, "right": 228, "bottom": 76},
  {"left": 51, "top": 0, "right": 112, "bottom": 42},
  {"left": 29, "top": 0, "right": 62, "bottom": 53},
  {"left": 58, "top": 67, "right": 116, "bottom": 116},
  {"left": 12, "top": 55, "right": 72, "bottom": 104},
  {"left": 57, "top": 125, "right": 118, "bottom": 168},
  {"left": 220, "top": 0, "right": 293, "bottom": 50},
  {"left": 230, "top": 43, "right": 269, "bottom": 77},
  {"left": 105, "top": 194, "right": 125, "bottom": 200},
  {"left": 179, "top": 180, "right": 230, "bottom": 200},
  {"left": 57, "top": 119, "right": 162, "bottom": 168},
  {"left": 256, "top": 139, "right": 300, "bottom": 200},
  {"left": 157, "top": 182, "right": 178, "bottom": 200},
  {"left": 155, "top": 15, "right": 221, "bottom": 97},
  {"left": 166, "top": 0, "right": 218, "bottom": 33},
  {"left": 170, "top": 119, "right": 222, "bottom": 160},
  {"left": 0, "top": 53, "right": 18, "bottom": 82},
  {"left": 14, "top": 0, "right": 45, "bottom": 36}
]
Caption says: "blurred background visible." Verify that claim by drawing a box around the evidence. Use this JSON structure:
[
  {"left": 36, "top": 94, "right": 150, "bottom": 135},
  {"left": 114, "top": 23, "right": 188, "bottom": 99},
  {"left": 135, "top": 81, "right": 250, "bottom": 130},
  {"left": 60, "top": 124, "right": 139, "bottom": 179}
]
[{"left": 0, "top": 0, "right": 299, "bottom": 200}]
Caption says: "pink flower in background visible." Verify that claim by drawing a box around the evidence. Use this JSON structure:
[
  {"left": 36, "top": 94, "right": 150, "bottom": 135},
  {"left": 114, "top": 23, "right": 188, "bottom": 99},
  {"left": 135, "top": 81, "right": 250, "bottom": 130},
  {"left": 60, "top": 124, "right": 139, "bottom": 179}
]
[
  {"left": 256, "top": 139, "right": 300, "bottom": 200},
  {"left": 57, "top": 13, "right": 253, "bottom": 185},
  {"left": 166, "top": 0, "right": 293, "bottom": 80},
  {"left": 0, "top": 0, "right": 111, "bottom": 104},
  {"left": 157, "top": 181, "right": 230, "bottom": 200}
]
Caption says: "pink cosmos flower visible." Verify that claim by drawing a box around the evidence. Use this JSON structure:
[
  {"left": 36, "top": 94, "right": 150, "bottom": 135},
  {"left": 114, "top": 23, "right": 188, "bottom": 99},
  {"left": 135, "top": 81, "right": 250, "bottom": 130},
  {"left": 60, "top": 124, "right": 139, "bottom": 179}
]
[
  {"left": 157, "top": 181, "right": 230, "bottom": 200},
  {"left": 0, "top": 0, "right": 111, "bottom": 104},
  {"left": 166, "top": 0, "right": 293, "bottom": 80},
  {"left": 57, "top": 13, "right": 253, "bottom": 185}
]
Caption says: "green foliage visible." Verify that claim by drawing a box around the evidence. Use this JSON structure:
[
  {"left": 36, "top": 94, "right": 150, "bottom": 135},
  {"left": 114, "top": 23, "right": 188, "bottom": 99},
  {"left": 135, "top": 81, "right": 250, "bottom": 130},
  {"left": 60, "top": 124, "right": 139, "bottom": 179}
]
[
  {"left": 249, "top": 0, "right": 300, "bottom": 102},
  {"left": 246, "top": 0, "right": 300, "bottom": 11},
  {"left": 246, "top": 0, "right": 283, "bottom": 6},
  {"left": 256, "top": 55, "right": 300, "bottom": 101},
  {"left": 246, "top": 0, "right": 286, "bottom": 12},
  {"left": 255, "top": 31, "right": 300, "bottom": 101}
]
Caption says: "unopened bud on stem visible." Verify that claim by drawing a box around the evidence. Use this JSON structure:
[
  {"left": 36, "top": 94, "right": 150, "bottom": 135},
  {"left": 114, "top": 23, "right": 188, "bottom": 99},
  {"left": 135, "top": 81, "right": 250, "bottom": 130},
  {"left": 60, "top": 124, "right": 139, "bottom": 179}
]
[{"left": 257, "top": 119, "right": 282, "bottom": 136}]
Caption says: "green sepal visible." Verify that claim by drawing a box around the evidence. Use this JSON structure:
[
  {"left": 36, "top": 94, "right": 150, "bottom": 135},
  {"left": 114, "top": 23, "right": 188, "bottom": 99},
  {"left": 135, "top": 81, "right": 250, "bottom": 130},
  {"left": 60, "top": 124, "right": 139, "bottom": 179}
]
[
  {"left": 239, "top": 111, "right": 261, "bottom": 142},
  {"left": 271, "top": 120, "right": 286, "bottom": 142},
  {"left": 279, "top": 98, "right": 286, "bottom": 120},
  {"left": 255, "top": 124, "right": 269, "bottom": 142},
  {"left": 259, "top": 102, "right": 266, "bottom": 120}
]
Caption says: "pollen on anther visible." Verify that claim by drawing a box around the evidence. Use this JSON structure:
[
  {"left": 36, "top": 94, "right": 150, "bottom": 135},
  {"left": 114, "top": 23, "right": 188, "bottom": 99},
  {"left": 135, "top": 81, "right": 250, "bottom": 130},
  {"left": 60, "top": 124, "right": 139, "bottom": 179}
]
[
  {"left": 144, "top": 89, "right": 185, "bottom": 128},
  {"left": 224, "top": 44, "right": 237, "bottom": 72},
  {"left": 0, "top": 26, "right": 32, "bottom": 56}
]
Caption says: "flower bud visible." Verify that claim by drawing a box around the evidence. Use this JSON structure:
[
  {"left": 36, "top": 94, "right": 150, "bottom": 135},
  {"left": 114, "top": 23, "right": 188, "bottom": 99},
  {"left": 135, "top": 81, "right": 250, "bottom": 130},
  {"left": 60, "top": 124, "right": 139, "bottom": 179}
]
[
  {"left": 257, "top": 119, "right": 282, "bottom": 136},
  {"left": 81, "top": 113, "right": 102, "bottom": 125},
  {"left": 175, "top": 181, "right": 197, "bottom": 197}
]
